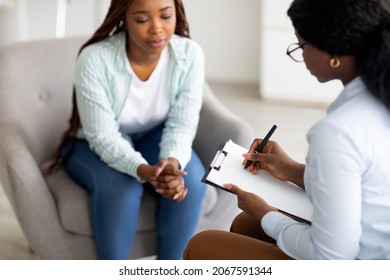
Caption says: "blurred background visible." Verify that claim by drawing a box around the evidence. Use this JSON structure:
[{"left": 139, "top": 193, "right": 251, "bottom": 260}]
[
  {"left": 0, "top": 0, "right": 342, "bottom": 103},
  {"left": 0, "top": 0, "right": 340, "bottom": 259}
]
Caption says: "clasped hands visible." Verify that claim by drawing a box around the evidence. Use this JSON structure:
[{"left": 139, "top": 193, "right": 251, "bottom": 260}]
[{"left": 137, "top": 158, "right": 187, "bottom": 202}]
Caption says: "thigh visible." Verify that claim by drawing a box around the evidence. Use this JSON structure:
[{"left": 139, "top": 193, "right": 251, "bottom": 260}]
[
  {"left": 182, "top": 150, "right": 206, "bottom": 190},
  {"left": 132, "top": 124, "right": 164, "bottom": 165},
  {"left": 231, "top": 212, "right": 276, "bottom": 244},
  {"left": 64, "top": 139, "right": 143, "bottom": 198},
  {"left": 183, "top": 230, "right": 292, "bottom": 260}
]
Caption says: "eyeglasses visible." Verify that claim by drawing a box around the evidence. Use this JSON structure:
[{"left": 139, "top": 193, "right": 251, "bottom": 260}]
[{"left": 286, "top": 42, "right": 307, "bottom": 62}]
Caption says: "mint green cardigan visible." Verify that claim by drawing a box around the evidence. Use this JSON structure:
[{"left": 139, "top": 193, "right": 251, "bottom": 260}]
[{"left": 74, "top": 32, "right": 205, "bottom": 181}]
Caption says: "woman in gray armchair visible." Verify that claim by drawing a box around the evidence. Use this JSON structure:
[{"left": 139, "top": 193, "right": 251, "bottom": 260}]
[{"left": 49, "top": 0, "right": 206, "bottom": 260}]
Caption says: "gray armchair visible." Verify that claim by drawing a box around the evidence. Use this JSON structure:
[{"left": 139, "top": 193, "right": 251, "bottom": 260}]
[{"left": 0, "top": 37, "right": 254, "bottom": 259}]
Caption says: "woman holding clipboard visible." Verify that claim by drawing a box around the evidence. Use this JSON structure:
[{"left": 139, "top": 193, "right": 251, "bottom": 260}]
[{"left": 184, "top": 0, "right": 390, "bottom": 260}]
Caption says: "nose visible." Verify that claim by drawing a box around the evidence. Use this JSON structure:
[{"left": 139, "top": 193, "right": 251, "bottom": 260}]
[{"left": 150, "top": 18, "right": 163, "bottom": 34}]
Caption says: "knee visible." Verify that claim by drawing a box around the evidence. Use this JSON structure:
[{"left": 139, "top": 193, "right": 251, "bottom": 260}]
[
  {"left": 183, "top": 230, "right": 226, "bottom": 260},
  {"left": 183, "top": 231, "right": 213, "bottom": 260},
  {"left": 184, "top": 175, "right": 206, "bottom": 200},
  {"left": 230, "top": 212, "right": 250, "bottom": 232}
]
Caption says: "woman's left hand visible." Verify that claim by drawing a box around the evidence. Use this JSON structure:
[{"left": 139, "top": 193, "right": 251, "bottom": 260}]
[
  {"left": 153, "top": 158, "right": 188, "bottom": 202},
  {"left": 224, "top": 183, "right": 277, "bottom": 221}
]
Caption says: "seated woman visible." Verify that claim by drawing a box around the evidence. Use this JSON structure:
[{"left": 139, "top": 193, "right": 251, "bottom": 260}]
[{"left": 49, "top": 0, "right": 206, "bottom": 260}]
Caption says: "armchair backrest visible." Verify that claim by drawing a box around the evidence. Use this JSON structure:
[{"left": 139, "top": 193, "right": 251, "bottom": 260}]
[{"left": 0, "top": 37, "right": 85, "bottom": 164}]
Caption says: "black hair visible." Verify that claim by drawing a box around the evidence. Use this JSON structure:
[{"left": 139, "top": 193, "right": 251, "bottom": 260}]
[{"left": 287, "top": 0, "right": 390, "bottom": 109}]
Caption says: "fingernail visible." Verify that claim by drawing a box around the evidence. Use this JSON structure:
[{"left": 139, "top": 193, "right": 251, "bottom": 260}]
[
  {"left": 223, "top": 184, "right": 231, "bottom": 190},
  {"left": 242, "top": 153, "right": 250, "bottom": 159},
  {"left": 155, "top": 189, "right": 163, "bottom": 194}
]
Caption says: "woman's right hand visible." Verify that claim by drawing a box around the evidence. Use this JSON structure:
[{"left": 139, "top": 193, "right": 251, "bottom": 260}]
[
  {"left": 154, "top": 159, "right": 188, "bottom": 202},
  {"left": 243, "top": 139, "right": 305, "bottom": 189},
  {"left": 137, "top": 161, "right": 188, "bottom": 201}
]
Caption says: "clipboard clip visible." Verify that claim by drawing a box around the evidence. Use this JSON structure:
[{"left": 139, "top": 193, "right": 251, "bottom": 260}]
[{"left": 210, "top": 149, "right": 228, "bottom": 171}]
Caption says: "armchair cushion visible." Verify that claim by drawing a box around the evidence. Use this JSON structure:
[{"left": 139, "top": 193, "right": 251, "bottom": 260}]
[{"left": 47, "top": 169, "right": 218, "bottom": 236}]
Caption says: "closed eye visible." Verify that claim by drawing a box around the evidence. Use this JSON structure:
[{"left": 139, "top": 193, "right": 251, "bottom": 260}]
[
  {"left": 161, "top": 14, "right": 172, "bottom": 20},
  {"left": 135, "top": 17, "right": 148, "bottom": 23}
]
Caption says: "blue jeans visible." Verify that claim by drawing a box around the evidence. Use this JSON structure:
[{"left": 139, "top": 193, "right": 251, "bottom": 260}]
[{"left": 64, "top": 124, "right": 206, "bottom": 259}]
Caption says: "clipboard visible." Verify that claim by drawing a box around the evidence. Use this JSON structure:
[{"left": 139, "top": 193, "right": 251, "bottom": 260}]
[{"left": 202, "top": 139, "right": 313, "bottom": 222}]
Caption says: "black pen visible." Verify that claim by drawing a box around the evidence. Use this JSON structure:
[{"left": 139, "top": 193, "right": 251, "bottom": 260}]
[{"left": 244, "top": 124, "right": 277, "bottom": 169}]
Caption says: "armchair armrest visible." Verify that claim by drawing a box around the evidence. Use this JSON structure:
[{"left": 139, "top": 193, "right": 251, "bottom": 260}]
[{"left": 0, "top": 123, "right": 94, "bottom": 259}]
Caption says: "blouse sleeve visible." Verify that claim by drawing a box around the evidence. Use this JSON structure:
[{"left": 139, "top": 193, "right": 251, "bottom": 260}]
[{"left": 262, "top": 121, "right": 364, "bottom": 259}]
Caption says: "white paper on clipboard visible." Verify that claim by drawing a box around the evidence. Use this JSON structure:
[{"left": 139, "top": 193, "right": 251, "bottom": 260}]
[{"left": 203, "top": 139, "right": 313, "bottom": 222}]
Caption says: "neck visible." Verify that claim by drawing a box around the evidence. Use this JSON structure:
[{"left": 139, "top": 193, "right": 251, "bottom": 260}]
[
  {"left": 340, "top": 70, "right": 358, "bottom": 86},
  {"left": 339, "top": 56, "right": 358, "bottom": 86}
]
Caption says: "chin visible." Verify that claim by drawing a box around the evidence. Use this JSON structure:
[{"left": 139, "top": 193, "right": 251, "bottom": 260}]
[
  {"left": 316, "top": 76, "right": 330, "bottom": 83},
  {"left": 317, "top": 78, "right": 326, "bottom": 83}
]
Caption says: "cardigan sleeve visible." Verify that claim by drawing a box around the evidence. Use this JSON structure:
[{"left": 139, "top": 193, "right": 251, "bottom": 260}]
[
  {"left": 74, "top": 46, "right": 147, "bottom": 181},
  {"left": 159, "top": 40, "right": 205, "bottom": 169}
]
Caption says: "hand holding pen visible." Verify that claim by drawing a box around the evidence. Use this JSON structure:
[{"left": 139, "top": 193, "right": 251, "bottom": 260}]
[
  {"left": 244, "top": 125, "right": 277, "bottom": 170},
  {"left": 242, "top": 125, "right": 306, "bottom": 188}
]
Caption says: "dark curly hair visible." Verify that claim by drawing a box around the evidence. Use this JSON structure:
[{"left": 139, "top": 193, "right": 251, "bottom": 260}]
[
  {"left": 46, "top": 0, "right": 190, "bottom": 174},
  {"left": 287, "top": 0, "right": 390, "bottom": 108}
]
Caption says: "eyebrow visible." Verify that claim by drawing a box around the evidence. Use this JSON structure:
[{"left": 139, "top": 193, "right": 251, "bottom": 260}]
[{"left": 132, "top": 6, "right": 173, "bottom": 15}]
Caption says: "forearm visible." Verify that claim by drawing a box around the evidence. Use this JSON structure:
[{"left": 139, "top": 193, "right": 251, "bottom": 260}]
[{"left": 286, "top": 162, "right": 305, "bottom": 189}]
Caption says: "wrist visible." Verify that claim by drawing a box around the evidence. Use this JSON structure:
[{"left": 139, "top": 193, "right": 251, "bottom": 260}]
[
  {"left": 167, "top": 157, "right": 181, "bottom": 170},
  {"left": 258, "top": 206, "right": 278, "bottom": 223},
  {"left": 287, "top": 162, "right": 305, "bottom": 188},
  {"left": 137, "top": 164, "right": 154, "bottom": 181}
]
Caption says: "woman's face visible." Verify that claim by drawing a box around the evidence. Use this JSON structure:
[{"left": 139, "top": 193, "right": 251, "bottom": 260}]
[
  {"left": 125, "top": 0, "right": 176, "bottom": 57},
  {"left": 296, "top": 32, "right": 357, "bottom": 85},
  {"left": 296, "top": 33, "right": 338, "bottom": 83}
]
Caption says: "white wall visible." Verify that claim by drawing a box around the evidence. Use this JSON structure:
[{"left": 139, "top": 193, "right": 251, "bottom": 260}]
[
  {"left": 0, "top": 0, "right": 260, "bottom": 85},
  {"left": 0, "top": 0, "right": 27, "bottom": 45},
  {"left": 183, "top": 0, "right": 260, "bottom": 84},
  {"left": 0, "top": 0, "right": 109, "bottom": 43},
  {"left": 0, "top": 1, "right": 344, "bottom": 103}
]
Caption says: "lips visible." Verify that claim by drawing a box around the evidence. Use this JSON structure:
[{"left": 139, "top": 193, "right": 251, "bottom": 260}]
[{"left": 147, "top": 39, "right": 165, "bottom": 48}]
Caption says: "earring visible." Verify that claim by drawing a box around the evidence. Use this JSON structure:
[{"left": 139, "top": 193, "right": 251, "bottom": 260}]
[{"left": 329, "top": 58, "right": 341, "bottom": 68}]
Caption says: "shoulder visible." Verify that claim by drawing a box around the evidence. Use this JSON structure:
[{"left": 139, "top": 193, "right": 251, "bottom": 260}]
[
  {"left": 169, "top": 35, "right": 204, "bottom": 61},
  {"left": 325, "top": 91, "right": 386, "bottom": 131},
  {"left": 308, "top": 91, "right": 389, "bottom": 152},
  {"left": 77, "top": 32, "right": 125, "bottom": 69}
]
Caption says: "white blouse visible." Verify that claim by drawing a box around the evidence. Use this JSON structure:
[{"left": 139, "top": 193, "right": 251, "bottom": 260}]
[{"left": 262, "top": 77, "right": 390, "bottom": 259}]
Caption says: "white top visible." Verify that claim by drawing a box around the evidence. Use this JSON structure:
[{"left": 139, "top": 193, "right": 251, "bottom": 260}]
[
  {"left": 119, "top": 47, "right": 170, "bottom": 134},
  {"left": 262, "top": 77, "right": 390, "bottom": 259}
]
